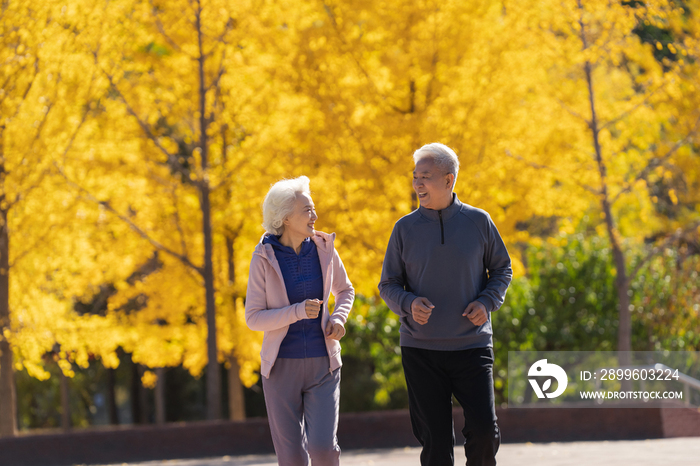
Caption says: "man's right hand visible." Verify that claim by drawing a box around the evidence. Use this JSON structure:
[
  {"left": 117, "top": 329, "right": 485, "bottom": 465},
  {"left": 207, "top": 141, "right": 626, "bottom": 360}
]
[
  {"left": 410, "top": 297, "right": 435, "bottom": 325},
  {"left": 305, "top": 299, "right": 323, "bottom": 319}
]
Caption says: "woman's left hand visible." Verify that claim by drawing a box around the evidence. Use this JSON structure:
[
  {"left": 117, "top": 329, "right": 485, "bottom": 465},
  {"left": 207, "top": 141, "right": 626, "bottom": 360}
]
[{"left": 325, "top": 322, "right": 345, "bottom": 340}]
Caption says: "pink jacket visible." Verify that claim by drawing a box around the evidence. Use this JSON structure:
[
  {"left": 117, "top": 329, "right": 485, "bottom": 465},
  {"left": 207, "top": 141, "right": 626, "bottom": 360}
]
[{"left": 245, "top": 231, "right": 355, "bottom": 378}]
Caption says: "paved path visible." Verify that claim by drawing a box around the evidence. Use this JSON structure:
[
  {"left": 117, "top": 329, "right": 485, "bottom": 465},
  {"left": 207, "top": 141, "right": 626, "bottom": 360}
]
[{"left": 97, "top": 437, "right": 700, "bottom": 466}]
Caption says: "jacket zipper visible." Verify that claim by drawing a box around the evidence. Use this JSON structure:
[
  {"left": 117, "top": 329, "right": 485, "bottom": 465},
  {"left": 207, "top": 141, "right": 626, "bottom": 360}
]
[
  {"left": 299, "top": 255, "right": 307, "bottom": 358},
  {"left": 438, "top": 210, "right": 444, "bottom": 245}
]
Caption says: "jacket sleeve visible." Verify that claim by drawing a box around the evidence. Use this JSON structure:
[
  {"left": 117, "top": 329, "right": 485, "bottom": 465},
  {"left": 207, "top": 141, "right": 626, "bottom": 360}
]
[
  {"left": 328, "top": 249, "right": 354, "bottom": 328},
  {"left": 475, "top": 214, "right": 513, "bottom": 313},
  {"left": 378, "top": 224, "right": 417, "bottom": 318},
  {"left": 245, "top": 254, "right": 307, "bottom": 331}
]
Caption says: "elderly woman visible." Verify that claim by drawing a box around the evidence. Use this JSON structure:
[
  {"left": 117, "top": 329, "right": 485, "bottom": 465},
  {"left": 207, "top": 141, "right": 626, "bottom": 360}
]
[{"left": 245, "top": 176, "right": 354, "bottom": 466}]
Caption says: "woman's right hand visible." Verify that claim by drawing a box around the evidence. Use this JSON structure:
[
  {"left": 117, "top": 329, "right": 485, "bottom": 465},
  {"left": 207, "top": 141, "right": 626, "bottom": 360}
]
[{"left": 305, "top": 298, "right": 323, "bottom": 319}]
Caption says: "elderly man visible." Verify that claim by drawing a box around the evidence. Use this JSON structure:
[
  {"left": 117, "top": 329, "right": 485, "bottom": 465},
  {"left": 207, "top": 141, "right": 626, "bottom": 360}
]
[{"left": 379, "top": 143, "right": 512, "bottom": 466}]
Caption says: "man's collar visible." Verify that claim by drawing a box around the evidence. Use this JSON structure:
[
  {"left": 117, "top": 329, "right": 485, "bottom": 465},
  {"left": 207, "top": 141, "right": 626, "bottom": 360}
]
[{"left": 418, "top": 193, "right": 461, "bottom": 221}]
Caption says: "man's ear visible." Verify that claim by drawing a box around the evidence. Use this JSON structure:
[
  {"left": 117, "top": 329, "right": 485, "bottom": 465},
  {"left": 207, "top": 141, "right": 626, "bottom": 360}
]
[{"left": 446, "top": 173, "right": 455, "bottom": 189}]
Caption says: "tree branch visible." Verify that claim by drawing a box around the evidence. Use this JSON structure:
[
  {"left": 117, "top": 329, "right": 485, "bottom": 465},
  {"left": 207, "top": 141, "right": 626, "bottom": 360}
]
[
  {"left": 210, "top": 151, "right": 250, "bottom": 192},
  {"left": 504, "top": 149, "right": 600, "bottom": 195},
  {"left": 54, "top": 163, "right": 204, "bottom": 276},
  {"left": 598, "top": 83, "right": 664, "bottom": 133},
  {"left": 8, "top": 94, "right": 91, "bottom": 211},
  {"left": 170, "top": 186, "right": 190, "bottom": 259},
  {"left": 149, "top": 0, "right": 186, "bottom": 56},
  {"left": 321, "top": 1, "right": 408, "bottom": 114},
  {"left": 555, "top": 97, "right": 590, "bottom": 126},
  {"left": 9, "top": 199, "right": 81, "bottom": 268},
  {"left": 206, "top": 48, "right": 227, "bottom": 93},
  {"left": 2, "top": 56, "right": 41, "bottom": 118},
  {"left": 201, "top": 16, "right": 235, "bottom": 62},
  {"left": 610, "top": 114, "right": 700, "bottom": 206},
  {"left": 98, "top": 63, "right": 194, "bottom": 183},
  {"left": 11, "top": 99, "right": 56, "bottom": 191},
  {"left": 628, "top": 222, "right": 700, "bottom": 282}
]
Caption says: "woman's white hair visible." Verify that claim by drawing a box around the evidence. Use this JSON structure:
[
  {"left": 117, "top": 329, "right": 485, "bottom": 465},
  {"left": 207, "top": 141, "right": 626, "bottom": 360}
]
[
  {"left": 413, "top": 143, "right": 460, "bottom": 189},
  {"left": 262, "top": 176, "right": 311, "bottom": 235}
]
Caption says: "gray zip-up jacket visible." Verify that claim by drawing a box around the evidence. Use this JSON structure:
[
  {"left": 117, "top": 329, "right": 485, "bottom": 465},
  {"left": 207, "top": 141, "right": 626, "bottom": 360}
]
[{"left": 378, "top": 194, "right": 512, "bottom": 351}]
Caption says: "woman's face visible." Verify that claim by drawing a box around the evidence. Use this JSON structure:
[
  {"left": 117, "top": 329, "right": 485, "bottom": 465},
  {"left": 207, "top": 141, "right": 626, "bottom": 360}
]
[{"left": 283, "top": 192, "right": 317, "bottom": 239}]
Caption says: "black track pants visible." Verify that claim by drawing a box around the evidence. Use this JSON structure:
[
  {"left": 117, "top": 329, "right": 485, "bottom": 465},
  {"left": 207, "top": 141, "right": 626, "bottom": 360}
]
[{"left": 401, "top": 346, "right": 500, "bottom": 466}]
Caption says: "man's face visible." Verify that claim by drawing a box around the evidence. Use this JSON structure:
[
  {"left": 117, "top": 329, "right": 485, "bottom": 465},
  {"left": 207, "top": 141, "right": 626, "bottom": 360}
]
[{"left": 412, "top": 158, "right": 454, "bottom": 210}]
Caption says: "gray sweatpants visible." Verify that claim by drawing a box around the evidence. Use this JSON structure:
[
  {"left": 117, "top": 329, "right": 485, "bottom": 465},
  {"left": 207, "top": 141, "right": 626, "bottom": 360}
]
[{"left": 262, "top": 356, "right": 341, "bottom": 466}]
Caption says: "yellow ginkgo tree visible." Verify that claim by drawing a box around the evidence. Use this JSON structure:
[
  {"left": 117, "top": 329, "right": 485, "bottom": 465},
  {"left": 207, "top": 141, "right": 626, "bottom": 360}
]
[
  {"left": 513, "top": 0, "right": 700, "bottom": 356},
  {"left": 263, "top": 0, "right": 586, "bottom": 296},
  {"left": 0, "top": 0, "right": 134, "bottom": 436},
  {"left": 55, "top": 0, "right": 319, "bottom": 420}
]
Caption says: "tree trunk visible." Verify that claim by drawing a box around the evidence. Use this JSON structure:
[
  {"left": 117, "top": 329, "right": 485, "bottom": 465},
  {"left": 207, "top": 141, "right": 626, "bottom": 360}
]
[
  {"left": 226, "top": 231, "right": 235, "bottom": 293},
  {"left": 0, "top": 124, "right": 16, "bottom": 438},
  {"left": 60, "top": 369, "right": 71, "bottom": 431},
  {"left": 138, "top": 365, "right": 149, "bottom": 424},
  {"left": 194, "top": 0, "right": 221, "bottom": 421},
  {"left": 585, "top": 67, "right": 632, "bottom": 355},
  {"left": 227, "top": 354, "right": 245, "bottom": 421},
  {"left": 155, "top": 367, "right": 166, "bottom": 425},
  {"left": 0, "top": 338, "right": 15, "bottom": 437},
  {"left": 107, "top": 367, "right": 119, "bottom": 425},
  {"left": 584, "top": 62, "right": 632, "bottom": 355},
  {"left": 225, "top": 232, "right": 246, "bottom": 421},
  {"left": 579, "top": 4, "right": 632, "bottom": 361},
  {"left": 131, "top": 361, "right": 145, "bottom": 424}
]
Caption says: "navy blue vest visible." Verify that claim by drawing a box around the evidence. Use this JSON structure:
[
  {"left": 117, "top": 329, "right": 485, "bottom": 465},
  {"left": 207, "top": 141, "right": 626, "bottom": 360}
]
[{"left": 263, "top": 235, "right": 326, "bottom": 358}]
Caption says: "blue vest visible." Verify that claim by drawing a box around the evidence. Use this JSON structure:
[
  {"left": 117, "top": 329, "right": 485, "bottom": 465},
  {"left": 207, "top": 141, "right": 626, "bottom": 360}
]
[{"left": 263, "top": 235, "right": 327, "bottom": 358}]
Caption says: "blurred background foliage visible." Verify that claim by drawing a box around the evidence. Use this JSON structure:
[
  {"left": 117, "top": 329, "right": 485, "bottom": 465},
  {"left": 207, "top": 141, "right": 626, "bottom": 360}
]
[{"left": 341, "top": 230, "right": 700, "bottom": 410}]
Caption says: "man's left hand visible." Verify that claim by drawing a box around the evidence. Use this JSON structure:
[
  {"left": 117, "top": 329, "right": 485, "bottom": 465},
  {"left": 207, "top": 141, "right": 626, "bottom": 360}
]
[
  {"left": 325, "top": 321, "right": 345, "bottom": 340},
  {"left": 463, "top": 301, "right": 488, "bottom": 326}
]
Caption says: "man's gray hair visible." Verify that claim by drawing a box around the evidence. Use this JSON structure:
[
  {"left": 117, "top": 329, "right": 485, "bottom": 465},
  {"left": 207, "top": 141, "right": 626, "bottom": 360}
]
[
  {"left": 413, "top": 143, "right": 460, "bottom": 188},
  {"left": 262, "top": 176, "right": 311, "bottom": 235}
]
